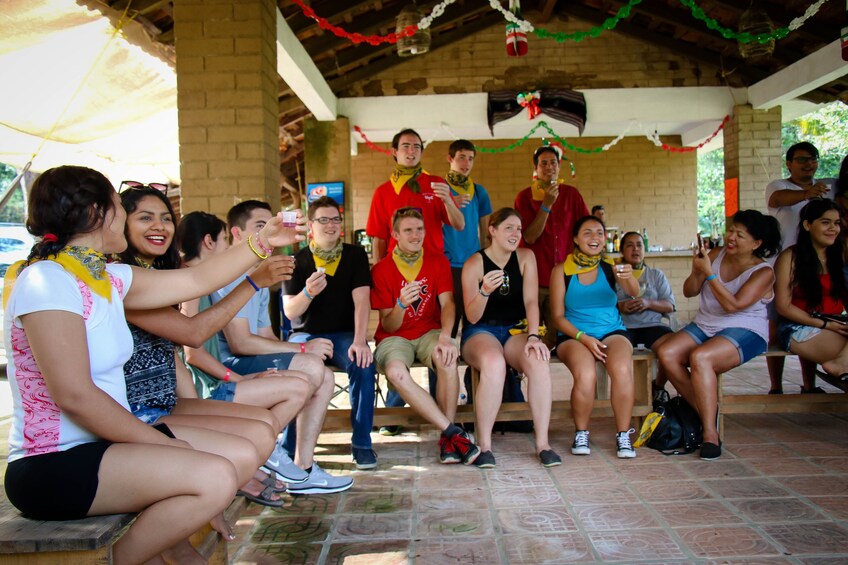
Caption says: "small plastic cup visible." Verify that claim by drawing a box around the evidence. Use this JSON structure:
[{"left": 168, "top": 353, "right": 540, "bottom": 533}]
[
  {"left": 282, "top": 211, "right": 298, "bottom": 228},
  {"left": 316, "top": 266, "right": 325, "bottom": 274}
]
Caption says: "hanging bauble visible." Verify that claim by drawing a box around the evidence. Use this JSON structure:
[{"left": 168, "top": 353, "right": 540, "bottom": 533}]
[
  {"left": 505, "top": 0, "right": 528, "bottom": 57},
  {"left": 737, "top": 5, "right": 775, "bottom": 60},
  {"left": 396, "top": 3, "right": 430, "bottom": 57}
]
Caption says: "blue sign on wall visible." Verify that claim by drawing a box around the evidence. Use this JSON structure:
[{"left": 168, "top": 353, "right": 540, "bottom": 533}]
[{"left": 306, "top": 181, "right": 344, "bottom": 205}]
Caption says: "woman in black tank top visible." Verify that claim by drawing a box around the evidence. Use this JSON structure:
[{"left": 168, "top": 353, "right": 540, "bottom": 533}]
[{"left": 460, "top": 208, "right": 559, "bottom": 468}]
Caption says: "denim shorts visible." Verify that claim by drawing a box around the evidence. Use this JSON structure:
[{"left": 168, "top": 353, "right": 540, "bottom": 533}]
[
  {"left": 681, "top": 322, "right": 767, "bottom": 364},
  {"left": 130, "top": 403, "right": 172, "bottom": 425},
  {"left": 209, "top": 381, "right": 238, "bottom": 402},
  {"left": 462, "top": 323, "right": 514, "bottom": 347},
  {"left": 777, "top": 321, "right": 821, "bottom": 352}
]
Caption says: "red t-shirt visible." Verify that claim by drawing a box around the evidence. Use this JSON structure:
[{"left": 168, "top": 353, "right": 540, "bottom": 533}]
[
  {"left": 514, "top": 183, "right": 589, "bottom": 288},
  {"left": 370, "top": 252, "right": 454, "bottom": 343},
  {"left": 791, "top": 274, "right": 845, "bottom": 314},
  {"left": 366, "top": 173, "right": 452, "bottom": 257}
]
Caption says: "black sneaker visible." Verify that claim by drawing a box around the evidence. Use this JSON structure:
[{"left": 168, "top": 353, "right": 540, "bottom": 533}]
[
  {"left": 538, "top": 449, "right": 562, "bottom": 467},
  {"left": 473, "top": 450, "right": 496, "bottom": 469},
  {"left": 571, "top": 430, "right": 590, "bottom": 455},
  {"left": 451, "top": 430, "right": 481, "bottom": 465},
  {"left": 438, "top": 433, "right": 461, "bottom": 464},
  {"left": 616, "top": 429, "right": 636, "bottom": 459},
  {"left": 699, "top": 441, "right": 721, "bottom": 461},
  {"left": 352, "top": 447, "right": 378, "bottom": 470},
  {"left": 801, "top": 386, "right": 827, "bottom": 394}
]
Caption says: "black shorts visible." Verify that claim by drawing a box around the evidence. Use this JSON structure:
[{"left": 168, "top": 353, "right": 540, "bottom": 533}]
[
  {"left": 627, "top": 326, "right": 673, "bottom": 349},
  {"left": 4, "top": 423, "right": 175, "bottom": 520},
  {"left": 557, "top": 329, "right": 630, "bottom": 346}
]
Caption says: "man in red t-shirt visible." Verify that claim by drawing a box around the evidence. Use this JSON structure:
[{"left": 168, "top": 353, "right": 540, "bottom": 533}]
[
  {"left": 366, "top": 128, "right": 465, "bottom": 261},
  {"left": 514, "top": 145, "right": 589, "bottom": 343},
  {"left": 371, "top": 207, "right": 480, "bottom": 465}
]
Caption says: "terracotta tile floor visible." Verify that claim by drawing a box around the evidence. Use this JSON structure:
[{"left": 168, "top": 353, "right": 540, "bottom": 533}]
[{"left": 229, "top": 356, "right": 848, "bottom": 564}]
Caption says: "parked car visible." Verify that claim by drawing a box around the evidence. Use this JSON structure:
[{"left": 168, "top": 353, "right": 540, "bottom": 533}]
[{"left": 0, "top": 224, "right": 34, "bottom": 365}]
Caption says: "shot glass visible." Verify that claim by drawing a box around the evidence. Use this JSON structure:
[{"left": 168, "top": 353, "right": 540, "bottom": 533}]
[{"left": 282, "top": 210, "right": 298, "bottom": 228}]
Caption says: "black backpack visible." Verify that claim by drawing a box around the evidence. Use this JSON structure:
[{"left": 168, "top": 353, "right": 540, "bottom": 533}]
[{"left": 646, "top": 395, "right": 703, "bottom": 455}]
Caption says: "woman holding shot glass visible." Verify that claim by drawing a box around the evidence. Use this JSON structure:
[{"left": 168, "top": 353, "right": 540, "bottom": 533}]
[
  {"left": 461, "top": 208, "right": 556, "bottom": 468},
  {"left": 551, "top": 216, "right": 640, "bottom": 459}
]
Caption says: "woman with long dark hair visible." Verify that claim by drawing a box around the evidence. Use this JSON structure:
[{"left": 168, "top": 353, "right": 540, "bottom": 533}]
[
  {"left": 3, "top": 165, "right": 302, "bottom": 563},
  {"left": 657, "top": 210, "right": 781, "bottom": 460},
  {"left": 775, "top": 199, "right": 848, "bottom": 386}
]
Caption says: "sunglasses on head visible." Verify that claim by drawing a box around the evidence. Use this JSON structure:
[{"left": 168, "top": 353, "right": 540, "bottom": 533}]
[{"left": 119, "top": 180, "right": 169, "bottom": 193}]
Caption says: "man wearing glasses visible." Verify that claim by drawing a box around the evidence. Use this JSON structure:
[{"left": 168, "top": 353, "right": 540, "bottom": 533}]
[
  {"left": 366, "top": 128, "right": 465, "bottom": 261},
  {"left": 765, "top": 141, "right": 835, "bottom": 395},
  {"left": 282, "top": 197, "right": 378, "bottom": 470}
]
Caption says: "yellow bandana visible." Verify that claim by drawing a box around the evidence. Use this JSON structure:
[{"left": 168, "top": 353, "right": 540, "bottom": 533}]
[
  {"left": 631, "top": 262, "right": 645, "bottom": 281},
  {"left": 2, "top": 247, "right": 112, "bottom": 309},
  {"left": 530, "top": 178, "right": 565, "bottom": 201},
  {"left": 392, "top": 248, "right": 424, "bottom": 282},
  {"left": 446, "top": 171, "right": 475, "bottom": 200},
  {"left": 563, "top": 251, "right": 614, "bottom": 276},
  {"left": 310, "top": 240, "right": 343, "bottom": 277},
  {"left": 390, "top": 165, "right": 424, "bottom": 195},
  {"left": 507, "top": 318, "right": 548, "bottom": 337}
]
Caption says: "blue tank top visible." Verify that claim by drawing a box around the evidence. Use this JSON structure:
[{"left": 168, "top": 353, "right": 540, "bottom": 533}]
[{"left": 563, "top": 268, "right": 626, "bottom": 338}]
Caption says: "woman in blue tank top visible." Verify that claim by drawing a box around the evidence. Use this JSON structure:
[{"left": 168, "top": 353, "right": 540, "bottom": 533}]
[
  {"left": 461, "top": 208, "right": 557, "bottom": 468},
  {"left": 551, "top": 215, "right": 640, "bottom": 460}
]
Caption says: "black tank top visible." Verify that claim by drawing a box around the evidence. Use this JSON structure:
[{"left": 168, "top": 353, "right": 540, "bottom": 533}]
[{"left": 478, "top": 250, "right": 526, "bottom": 325}]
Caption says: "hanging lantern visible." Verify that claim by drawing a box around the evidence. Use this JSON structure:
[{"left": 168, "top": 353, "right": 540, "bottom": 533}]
[
  {"left": 737, "top": 4, "right": 774, "bottom": 60},
  {"left": 505, "top": 0, "right": 528, "bottom": 57},
  {"left": 396, "top": 3, "right": 430, "bottom": 57}
]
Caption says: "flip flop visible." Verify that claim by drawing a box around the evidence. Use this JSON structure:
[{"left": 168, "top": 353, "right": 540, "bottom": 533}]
[
  {"left": 257, "top": 473, "right": 288, "bottom": 493},
  {"left": 237, "top": 486, "right": 285, "bottom": 507}
]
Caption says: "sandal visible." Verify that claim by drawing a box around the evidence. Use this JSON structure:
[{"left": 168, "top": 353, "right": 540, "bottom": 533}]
[
  {"left": 237, "top": 486, "right": 284, "bottom": 507},
  {"left": 257, "top": 472, "right": 288, "bottom": 493}
]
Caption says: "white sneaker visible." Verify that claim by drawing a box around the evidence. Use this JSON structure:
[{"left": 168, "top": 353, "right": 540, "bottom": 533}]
[
  {"left": 286, "top": 463, "right": 354, "bottom": 495},
  {"left": 262, "top": 443, "right": 308, "bottom": 484},
  {"left": 616, "top": 429, "right": 636, "bottom": 459},
  {"left": 571, "top": 430, "right": 591, "bottom": 455}
]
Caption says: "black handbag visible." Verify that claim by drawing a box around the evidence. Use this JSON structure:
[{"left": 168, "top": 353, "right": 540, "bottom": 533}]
[{"left": 646, "top": 395, "right": 703, "bottom": 455}]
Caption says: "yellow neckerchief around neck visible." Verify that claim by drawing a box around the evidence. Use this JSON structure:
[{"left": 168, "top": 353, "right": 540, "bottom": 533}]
[
  {"left": 392, "top": 247, "right": 424, "bottom": 282},
  {"left": 530, "top": 178, "right": 564, "bottom": 201},
  {"left": 3, "top": 246, "right": 112, "bottom": 309},
  {"left": 629, "top": 261, "right": 646, "bottom": 280},
  {"left": 390, "top": 164, "right": 424, "bottom": 195},
  {"left": 563, "top": 250, "right": 614, "bottom": 276},
  {"left": 310, "top": 240, "right": 343, "bottom": 277},
  {"left": 446, "top": 171, "right": 475, "bottom": 200}
]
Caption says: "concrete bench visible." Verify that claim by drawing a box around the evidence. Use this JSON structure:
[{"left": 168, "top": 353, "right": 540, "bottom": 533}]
[
  {"left": 322, "top": 351, "right": 657, "bottom": 431},
  {"left": 717, "top": 347, "right": 848, "bottom": 440},
  {"left": 0, "top": 495, "right": 246, "bottom": 564}
]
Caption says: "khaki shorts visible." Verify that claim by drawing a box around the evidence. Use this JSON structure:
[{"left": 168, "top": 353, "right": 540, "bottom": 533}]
[{"left": 375, "top": 329, "right": 454, "bottom": 374}]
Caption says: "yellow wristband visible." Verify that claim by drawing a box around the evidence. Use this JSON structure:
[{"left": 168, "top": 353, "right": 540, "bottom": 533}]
[
  {"left": 247, "top": 234, "right": 269, "bottom": 260},
  {"left": 575, "top": 330, "right": 585, "bottom": 341}
]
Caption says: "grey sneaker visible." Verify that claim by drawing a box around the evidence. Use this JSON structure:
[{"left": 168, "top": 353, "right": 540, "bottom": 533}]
[
  {"left": 571, "top": 430, "right": 591, "bottom": 455},
  {"left": 286, "top": 463, "right": 354, "bottom": 495},
  {"left": 262, "top": 443, "right": 308, "bottom": 484},
  {"left": 616, "top": 429, "right": 636, "bottom": 459},
  {"left": 352, "top": 447, "right": 378, "bottom": 470}
]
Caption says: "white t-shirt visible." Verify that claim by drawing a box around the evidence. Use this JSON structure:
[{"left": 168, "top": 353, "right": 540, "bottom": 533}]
[
  {"left": 766, "top": 177, "right": 836, "bottom": 248},
  {"left": 4, "top": 261, "right": 134, "bottom": 462}
]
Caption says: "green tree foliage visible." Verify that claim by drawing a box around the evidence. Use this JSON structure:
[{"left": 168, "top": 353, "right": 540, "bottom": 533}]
[
  {"left": 698, "top": 102, "right": 848, "bottom": 233},
  {"left": 0, "top": 162, "right": 25, "bottom": 223}
]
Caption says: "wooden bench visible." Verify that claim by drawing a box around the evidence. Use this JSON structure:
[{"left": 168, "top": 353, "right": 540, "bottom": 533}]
[
  {"left": 717, "top": 347, "right": 848, "bottom": 440},
  {"left": 322, "top": 351, "right": 656, "bottom": 431},
  {"left": 0, "top": 495, "right": 246, "bottom": 564}
]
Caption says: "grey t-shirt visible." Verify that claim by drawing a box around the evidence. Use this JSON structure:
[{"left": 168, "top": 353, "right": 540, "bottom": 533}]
[
  {"left": 615, "top": 265, "right": 675, "bottom": 329},
  {"left": 210, "top": 274, "right": 271, "bottom": 360}
]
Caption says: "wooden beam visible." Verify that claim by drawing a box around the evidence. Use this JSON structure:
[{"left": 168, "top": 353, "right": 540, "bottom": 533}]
[
  {"left": 537, "top": 0, "right": 558, "bottom": 24},
  {"left": 285, "top": 0, "right": 378, "bottom": 35},
  {"left": 704, "top": 0, "right": 830, "bottom": 43}
]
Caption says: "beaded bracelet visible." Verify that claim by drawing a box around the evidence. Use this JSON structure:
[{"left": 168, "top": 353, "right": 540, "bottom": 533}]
[
  {"left": 255, "top": 234, "right": 273, "bottom": 256},
  {"left": 247, "top": 234, "right": 269, "bottom": 260}
]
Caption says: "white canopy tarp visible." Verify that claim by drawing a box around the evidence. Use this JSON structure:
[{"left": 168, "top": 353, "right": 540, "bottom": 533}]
[{"left": 0, "top": 0, "right": 180, "bottom": 184}]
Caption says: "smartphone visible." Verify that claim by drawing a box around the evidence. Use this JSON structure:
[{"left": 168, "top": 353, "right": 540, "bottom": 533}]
[{"left": 696, "top": 233, "right": 704, "bottom": 257}]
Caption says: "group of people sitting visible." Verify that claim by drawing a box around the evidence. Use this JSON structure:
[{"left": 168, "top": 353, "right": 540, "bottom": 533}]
[{"left": 3, "top": 133, "right": 847, "bottom": 562}]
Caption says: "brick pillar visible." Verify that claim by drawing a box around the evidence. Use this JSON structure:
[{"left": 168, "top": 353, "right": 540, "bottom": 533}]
[
  {"left": 722, "top": 104, "right": 783, "bottom": 216},
  {"left": 173, "top": 0, "right": 280, "bottom": 216},
  {"left": 304, "top": 117, "right": 352, "bottom": 240}
]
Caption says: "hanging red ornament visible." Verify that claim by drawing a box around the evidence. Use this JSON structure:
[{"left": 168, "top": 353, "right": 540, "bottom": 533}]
[
  {"left": 517, "top": 91, "right": 541, "bottom": 119},
  {"left": 505, "top": 0, "right": 528, "bottom": 57}
]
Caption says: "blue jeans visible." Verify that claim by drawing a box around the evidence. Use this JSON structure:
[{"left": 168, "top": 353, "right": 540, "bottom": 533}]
[
  {"left": 384, "top": 369, "right": 439, "bottom": 408},
  {"left": 287, "top": 331, "right": 376, "bottom": 449}
]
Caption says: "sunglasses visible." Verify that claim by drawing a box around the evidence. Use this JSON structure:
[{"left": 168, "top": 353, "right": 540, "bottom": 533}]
[
  {"left": 312, "top": 216, "right": 343, "bottom": 225},
  {"left": 792, "top": 156, "right": 818, "bottom": 164},
  {"left": 499, "top": 271, "right": 510, "bottom": 295},
  {"left": 119, "top": 180, "right": 169, "bottom": 193}
]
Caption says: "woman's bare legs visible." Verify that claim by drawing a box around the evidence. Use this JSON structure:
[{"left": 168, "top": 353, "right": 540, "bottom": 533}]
[
  {"left": 603, "top": 335, "right": 634, "bottom": 432},
  {"left": 504, "top": 334, "right": 553, "bottom": 453},
  {"left": 461, "top": 333, "right": 506, "bottom": 453},
  {"left": 656, "top": 331, "right": 699, "bottom": 401},
  {"left": 91, "top": 443, "right": 238, "bottom": 565},
  {"left": 556, "top": 340, "right": 597, "bottom": 431}
]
